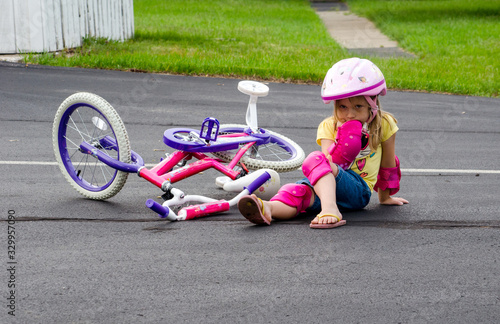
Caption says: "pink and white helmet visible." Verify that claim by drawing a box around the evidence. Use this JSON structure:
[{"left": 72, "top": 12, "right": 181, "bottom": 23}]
[{"left": 321, "top": 58, "right": 387, "bottom": 122}]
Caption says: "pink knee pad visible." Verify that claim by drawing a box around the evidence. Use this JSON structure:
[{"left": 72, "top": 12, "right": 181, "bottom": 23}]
[
  {"left": 328, "top": 120, "right": 364, "bottom": 170},
  {"left": 302, "top": 151, "right": 332, "bottom": 186},
  {"left": 270, "top": 184, "right": 313, "bottom": 215}
]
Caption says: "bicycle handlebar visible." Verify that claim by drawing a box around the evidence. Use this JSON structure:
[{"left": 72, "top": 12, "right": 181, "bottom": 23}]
[
  {"left": 243, "top": 171, "right": 271, "bottom": 194},
  {"left": 145, "top": 199, "right": 178, "bottom": 221}
]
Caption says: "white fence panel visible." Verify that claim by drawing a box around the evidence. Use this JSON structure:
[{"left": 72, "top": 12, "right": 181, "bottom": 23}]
[
  {"left": 0, "top": 0, "right": 16, "bottom": 53},
  {"left": 0, "top": 0, "right": 134, "bottom": 54}
]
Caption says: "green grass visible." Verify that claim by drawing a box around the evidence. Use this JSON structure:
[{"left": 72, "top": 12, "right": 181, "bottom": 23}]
[
  {"left": 347, "top": 0, "right": 499, "bottom": 97},
  {"left": 29, "top": 0, "right": 499, "bottom": 97},
  {"left": 34, "top": 0, "right": 344, "bottom": 82}
]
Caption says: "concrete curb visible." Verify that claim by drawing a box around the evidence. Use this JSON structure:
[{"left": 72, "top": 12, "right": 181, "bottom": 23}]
[{"left": 0, "top": 54, "right": 23, "bottom": 63}]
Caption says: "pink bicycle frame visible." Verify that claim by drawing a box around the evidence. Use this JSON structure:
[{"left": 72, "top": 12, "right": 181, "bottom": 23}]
[
  {"left": 139, "top": 141, "right": 256, "bottom": 190},
  {"left": 80, "top": 130, "right": 258, "bottom": 191}
]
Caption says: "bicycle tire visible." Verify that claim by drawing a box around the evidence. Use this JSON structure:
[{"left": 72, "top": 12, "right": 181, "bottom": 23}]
[
  {"left": 211, "top": 124, "right": 305, "bottom": 172},
  {"left": 52, "top": 92, "right": 131, "bottom": 200}
]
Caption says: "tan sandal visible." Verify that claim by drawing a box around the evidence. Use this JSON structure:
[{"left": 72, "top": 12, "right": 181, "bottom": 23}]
[
  {"left": 237, "top": 195, "right": 271, "bottom": 225},
  {"left": 310, "top": 213, "right": 346, "bottom": 229}
]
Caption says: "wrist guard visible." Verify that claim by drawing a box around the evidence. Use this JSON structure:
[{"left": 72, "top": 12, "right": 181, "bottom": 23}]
[{"left": 374, "top": 156, "right": 401, "bottom": 195}]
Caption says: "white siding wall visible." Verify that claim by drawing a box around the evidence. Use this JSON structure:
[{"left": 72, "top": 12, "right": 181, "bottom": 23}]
[{"left": 0, "top": 0, "right": 134, "bottom": 54}]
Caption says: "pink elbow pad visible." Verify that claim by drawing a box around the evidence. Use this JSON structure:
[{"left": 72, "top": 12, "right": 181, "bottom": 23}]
[
  {"left": 374, "top": 156, "right": 401, "bottom": 195},
  {"left": 302, "top": 151, "right": 332, "bottom": 185},
  {"left": 328, "top": 120, "right": 363, "bottom": 170}
]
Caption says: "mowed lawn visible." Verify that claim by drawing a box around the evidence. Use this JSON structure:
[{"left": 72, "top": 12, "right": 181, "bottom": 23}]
[{"left": 28, "top": 0, "right": 500, "bottom": 97}]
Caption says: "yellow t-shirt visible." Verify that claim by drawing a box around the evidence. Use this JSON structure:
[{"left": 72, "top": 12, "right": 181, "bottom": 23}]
[{"left": 316, "top": 115, "right": 398, "bottom": 191}]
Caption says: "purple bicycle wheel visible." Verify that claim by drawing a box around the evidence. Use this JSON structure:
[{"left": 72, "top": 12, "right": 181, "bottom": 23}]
[
  {"left": 212, "top": 124, "right": 305, "bottom": 172},
  {"left": 53, "top": 93, "right": 130, "bottom": 200}
]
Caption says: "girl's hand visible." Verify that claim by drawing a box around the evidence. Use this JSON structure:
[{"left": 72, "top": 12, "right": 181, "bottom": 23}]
[{"left": 379, "top": 196, "right": 409, "bottom": 206}]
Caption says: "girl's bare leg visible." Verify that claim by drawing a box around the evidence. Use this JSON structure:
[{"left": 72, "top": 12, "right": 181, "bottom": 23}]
[{"left": 251, "top": 192, "right": 316, "bottom": 222}]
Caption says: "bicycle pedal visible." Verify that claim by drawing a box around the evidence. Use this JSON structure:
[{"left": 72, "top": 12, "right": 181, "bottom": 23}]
[
  {"left": 239, "top": 162, "right": 249, "bottom": 176},
  {"left": 200, "top": 117, "right": 220, "bottom": 142}
]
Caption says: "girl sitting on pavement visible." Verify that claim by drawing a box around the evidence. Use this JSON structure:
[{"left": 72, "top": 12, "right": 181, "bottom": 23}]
[{"left": 237, "top": 57, "right": 409, "bottom": 229}]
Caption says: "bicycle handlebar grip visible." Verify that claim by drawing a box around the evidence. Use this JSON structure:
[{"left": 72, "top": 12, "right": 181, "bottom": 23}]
[
  {"left": 244, "top": 171, "right": 271, "bottom": 194},
  {"left": 146, "top": 199, "right": 170, "bottom": 218}
]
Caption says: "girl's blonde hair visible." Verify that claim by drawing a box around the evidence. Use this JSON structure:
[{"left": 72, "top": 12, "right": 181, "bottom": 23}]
[{"left": 332, "top": 96, "right": 397, "bottom": 151}]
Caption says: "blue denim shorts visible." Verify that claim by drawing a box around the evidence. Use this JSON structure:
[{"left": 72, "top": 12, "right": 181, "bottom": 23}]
[{"left": 297, "top": 168, "right": 371, "bottom": 213}]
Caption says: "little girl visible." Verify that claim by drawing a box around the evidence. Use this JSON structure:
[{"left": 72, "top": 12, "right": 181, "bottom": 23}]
[{"left": 237, "top": 57, "right": 408, "bottom": 229}]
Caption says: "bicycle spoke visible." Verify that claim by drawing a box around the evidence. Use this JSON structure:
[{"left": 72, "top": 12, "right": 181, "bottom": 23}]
[
  {"left": 99, "top": 163, "right": 108, "bottom": 186},
  {"left": 101, "top": 162, "right": 114, "bottom": 180},
  {"left": 65, "top": 109, "right": 120, "bottom": 189},
  {"left": 262, "top": 144, "right": 290, "bottom": 160},
  {"left": 90, "top": 156, "right": 100, "bottom": 187},
  {"left": 73, "top": 151, "right": 88, "bottom": 180},
  {"left": 90, "top": 118, "right": 99, "bottom": 142},
  {"left": 244, "top": 143, "right": 291, "bottom": 161},
  {"left": 67, "top": 123, "right": 91, "bottom": 140},
  {"left": 68, "top": 147, "right": 81, "bottom": 161},
  {"left": 69, "top": 116, "right": 92, "bottom": 143},
  {"left": 76, "top": 108, "right": 92, "bottom": 141},
  {"left": 82, "top": 153, "right": 91, "bottom": 182},
  {"left": 63, "top": 135, "right": 82, "bottom": 150}
]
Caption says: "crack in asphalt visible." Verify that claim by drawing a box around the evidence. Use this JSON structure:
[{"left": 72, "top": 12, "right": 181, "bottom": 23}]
[{"left": 3, "top": 217, "right": 499, "bottom": 230}]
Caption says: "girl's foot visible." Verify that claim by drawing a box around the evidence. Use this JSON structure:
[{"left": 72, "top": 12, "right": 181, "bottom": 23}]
[
  {"left": 310, "top": 213, "right": 346, "bottom": 229},
  {"left": 238, "top": 194, "right": 272, "bottom": 225}
]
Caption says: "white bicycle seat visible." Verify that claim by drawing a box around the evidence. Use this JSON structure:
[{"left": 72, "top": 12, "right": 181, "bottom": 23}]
[{"left": 238, "top": 80, "right": 269, "bottom": 97}]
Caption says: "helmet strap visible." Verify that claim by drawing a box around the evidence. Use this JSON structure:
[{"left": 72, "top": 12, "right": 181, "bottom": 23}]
[{"left": 364, "top": 95, "right": 378, "bottom": 124}]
